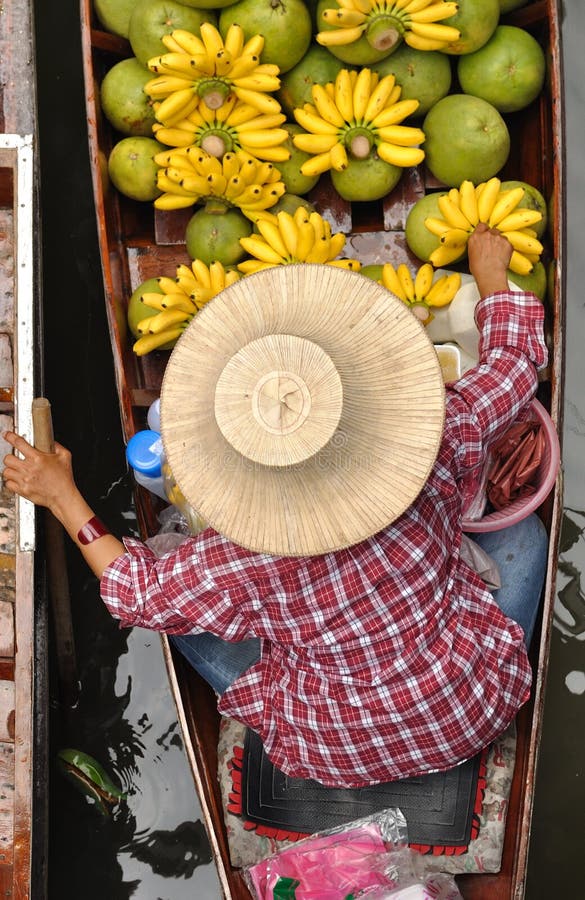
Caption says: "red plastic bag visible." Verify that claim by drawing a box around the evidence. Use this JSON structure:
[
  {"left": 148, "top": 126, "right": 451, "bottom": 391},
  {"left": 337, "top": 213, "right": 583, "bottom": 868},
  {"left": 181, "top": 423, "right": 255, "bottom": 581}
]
[{"left": 486, "top": 420, "right": 545, "bottom": 510}]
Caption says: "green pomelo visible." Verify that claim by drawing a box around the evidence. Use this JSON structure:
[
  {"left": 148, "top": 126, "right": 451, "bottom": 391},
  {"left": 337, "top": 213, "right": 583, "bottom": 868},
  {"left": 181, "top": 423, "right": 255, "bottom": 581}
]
[
  {"left": 275, "top": 125, "right": 320, "bottom": 196},
  {"left": 500, "top": 180, "right": 548, "bottom": 239},
  {"left": 457, "top": 26, "right": 545, "bottom": 114},
  {"left": 94, "top": 0, "right": 141, "bottom": 38},
  {"left": 371, "top": 44, "right": 452, "bottom": 118},
  {"left": 405, "top": 191, "right": 454, "bottom": 263},
  {"left": 359, "top": 264, "right": 383, "bottom": 281},
  {"left": 441, "top": 0, "right": 500, "bottom": 56},
  {"left": 508, "top": 261, "right": 547, "bottom": 301},
  {"left": 499, "top": 0, "right": 529, "bottom": 12},
  {"left": 219, "top": 0, "right": 312, "bottom": 74},
  {"left": 185, "top": 202, "right": 252, "bottom": 266},
  {"left": 129, "top": 0, "right": 217, "bottom": 67},
  {"left": 330, "top": 154, "right": 402, "bottom": 202},
  {"left": 315, "top": 0, "right": 394, "bottom": 66},
  {"left": 107, "top": 136, "right": 164, "bottom": 201},
  {"left": 100, "top": 57, "right": 157, "bottom": 137},
  {"left": 278, "top": 44, "right": 347, "bottom": 118},
  {"left": 127, "top": 278, "right": 177, "bottom": 349},
  {"left": 422, "top": 94, "right": 510, "bottom": 188}
]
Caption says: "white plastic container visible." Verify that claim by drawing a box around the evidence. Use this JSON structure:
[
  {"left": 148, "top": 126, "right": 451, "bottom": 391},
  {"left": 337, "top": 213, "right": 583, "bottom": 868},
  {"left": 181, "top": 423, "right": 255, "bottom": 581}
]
[
  {"left": 146, "top": 397, "right": 161, "bottom": 433},
  {"left": 126, "top": 429, "right": 167, "bottom": 501}
]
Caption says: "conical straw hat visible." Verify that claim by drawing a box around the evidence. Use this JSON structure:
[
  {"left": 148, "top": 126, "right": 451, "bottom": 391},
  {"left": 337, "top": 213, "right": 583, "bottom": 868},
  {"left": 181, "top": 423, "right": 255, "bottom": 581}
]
[{"left": 160, "top": 264, "right": 445, "bottom": 557}]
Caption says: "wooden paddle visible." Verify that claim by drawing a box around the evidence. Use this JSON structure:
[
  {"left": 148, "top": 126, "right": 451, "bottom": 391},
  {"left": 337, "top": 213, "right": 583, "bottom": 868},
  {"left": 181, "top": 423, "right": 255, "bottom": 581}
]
[{"left": 32, "top": 397, "right": 79, "bottom": 709}]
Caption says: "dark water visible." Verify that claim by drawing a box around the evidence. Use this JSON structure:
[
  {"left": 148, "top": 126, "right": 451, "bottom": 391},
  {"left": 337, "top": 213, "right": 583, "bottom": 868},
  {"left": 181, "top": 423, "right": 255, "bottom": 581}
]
[{"left": 36, "top": 1, "right": 584, "bottom": 897}]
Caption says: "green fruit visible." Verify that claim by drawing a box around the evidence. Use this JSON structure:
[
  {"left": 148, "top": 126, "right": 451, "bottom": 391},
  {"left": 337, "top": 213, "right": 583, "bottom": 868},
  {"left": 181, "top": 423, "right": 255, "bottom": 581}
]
[
  {"left": 371, "top": 44, "right": 452, "bottom": 118},
  {"left": 405, "top": 190, "right": 451, "bottom": 263},
  {"left": 359, "top": 264, "right": 383, "bottom": 281},
  {"left": 275, "top": 125, "right": 320, "bottom": 196},
  {"left": 107, "top": 136, "right": 164, "bottom": 201},
  {"left": 508, "top": 261, "right": 547, "bottom": 301},
  {"left": 500, "top": 180, "right": 548, "bottom": 239},
  {"left": 185, "top": 201, "right": 252, "bottom": 266},
  {"left": 219, "top": 0, "right": 312, "bottom": 74},
  {"left": 330, "top": 154, "right": 402, "bottom": 202},
  {"left": 128, "top": 0, "right": 217, "bottom": 67},
  {"left": 315, "top": 0, "right": 394, "bottom": 65},
  {"left": 499, "top": 0, "right": 529, "bottom": 12},
  {"left": 278, "top": 44, "right": 347, "bottom": 118},
  {"left": 441, "top": 0, "right": 500, "bottom": 56},
  {"left": 94, "top": 0, "right": 141, "bottom": 38},
  {"left": 457, "top": 26, "right": 546, "bottom": 114},
  {"left": 422, "top": 94, "right": 510, "bottom": 188},
  {"left": 100, "top": 57, "right": 157, "bottom": 137},
  {"left": 127, "top": 278, "right": 178, "bottom": 349}
]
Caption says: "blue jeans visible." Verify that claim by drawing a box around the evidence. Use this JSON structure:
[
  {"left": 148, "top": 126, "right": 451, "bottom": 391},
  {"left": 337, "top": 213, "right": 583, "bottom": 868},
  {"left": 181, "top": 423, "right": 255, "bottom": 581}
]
[{"left": 171, "top": 514, "right": 548, "bottom": 695}]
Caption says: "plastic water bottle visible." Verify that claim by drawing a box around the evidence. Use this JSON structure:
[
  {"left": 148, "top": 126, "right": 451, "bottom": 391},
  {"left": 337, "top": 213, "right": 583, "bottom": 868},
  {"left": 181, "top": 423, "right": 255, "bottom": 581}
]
[
  {"left": 126, "top": 429, "right": 168, "bottom": 501},
  {"left": 146, "top": 397, "right": 161, "bottom": 433}
]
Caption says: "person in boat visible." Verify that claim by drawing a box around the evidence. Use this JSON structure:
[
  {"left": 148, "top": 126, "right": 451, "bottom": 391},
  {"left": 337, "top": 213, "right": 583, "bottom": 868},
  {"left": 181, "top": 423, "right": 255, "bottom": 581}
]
[{"left": 2, "top": 223, "right": 549, "bottom": 789}]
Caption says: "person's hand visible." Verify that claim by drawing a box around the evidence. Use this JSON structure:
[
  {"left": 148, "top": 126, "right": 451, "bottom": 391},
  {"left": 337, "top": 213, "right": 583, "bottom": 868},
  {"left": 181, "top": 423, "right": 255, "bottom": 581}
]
[
  {"left": 2, "top": 432, "right": 78, "bottom": 514},
  {"left": 467, "top": 223, "right": 513, "bottom": 299}
]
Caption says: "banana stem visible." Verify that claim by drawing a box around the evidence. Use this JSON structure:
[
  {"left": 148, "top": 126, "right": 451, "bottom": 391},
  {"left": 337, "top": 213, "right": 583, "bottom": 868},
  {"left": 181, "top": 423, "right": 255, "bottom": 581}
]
[
  {"left": 366, "top": 17, "right": 403, "bottom": 52},
  {"left": 348, "top": 131, "right": 373, "bottom": 159},
  {"left": 199, "top": 81, "right": 231, "bottom": 110},
  {"left": 201, "top": 133, "right": 229, "bottom": 157},
  {"left": 204, "top": 198, "right": 231, "bottom": 215}
]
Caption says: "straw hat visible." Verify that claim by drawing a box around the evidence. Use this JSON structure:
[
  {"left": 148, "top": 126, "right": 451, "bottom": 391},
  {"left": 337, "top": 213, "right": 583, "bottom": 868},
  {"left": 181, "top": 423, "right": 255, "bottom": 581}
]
[{"left": 160, "top": 264, "right": 445, "bottom": 557}]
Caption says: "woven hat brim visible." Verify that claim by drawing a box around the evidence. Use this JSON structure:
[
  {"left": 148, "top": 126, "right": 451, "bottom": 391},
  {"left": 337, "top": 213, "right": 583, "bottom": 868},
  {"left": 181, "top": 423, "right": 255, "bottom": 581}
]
[{"left": 161, "top": 264, "right": 445, "bottom": 556}]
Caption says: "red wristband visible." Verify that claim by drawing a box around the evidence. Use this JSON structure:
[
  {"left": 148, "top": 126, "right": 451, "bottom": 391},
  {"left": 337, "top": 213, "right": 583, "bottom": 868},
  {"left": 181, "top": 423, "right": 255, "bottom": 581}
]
[{"left": 77, "top": 516, "right": 109, "bottom": 545}]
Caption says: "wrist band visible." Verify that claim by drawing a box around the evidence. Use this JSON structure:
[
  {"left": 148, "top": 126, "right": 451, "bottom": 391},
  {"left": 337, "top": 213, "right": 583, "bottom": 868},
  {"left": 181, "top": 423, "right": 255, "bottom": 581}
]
[{"left": 77, "top": 515, "right": 109, "bottom": 545}]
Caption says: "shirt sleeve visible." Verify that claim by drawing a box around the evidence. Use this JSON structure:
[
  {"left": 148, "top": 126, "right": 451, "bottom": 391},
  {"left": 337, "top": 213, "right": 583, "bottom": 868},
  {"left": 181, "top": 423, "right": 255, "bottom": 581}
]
[
  {"left": 99, "top": 533, "right": 255, "bottom": 639},
  {"left": 442, "top": 290, "right": 547, "bottom": 479}
]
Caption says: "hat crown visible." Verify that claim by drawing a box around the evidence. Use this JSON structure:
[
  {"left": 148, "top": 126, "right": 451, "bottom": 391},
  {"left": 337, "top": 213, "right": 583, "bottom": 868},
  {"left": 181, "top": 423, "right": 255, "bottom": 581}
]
[{"left": 215, "top": 333, "right": 343, "bottom": 467}]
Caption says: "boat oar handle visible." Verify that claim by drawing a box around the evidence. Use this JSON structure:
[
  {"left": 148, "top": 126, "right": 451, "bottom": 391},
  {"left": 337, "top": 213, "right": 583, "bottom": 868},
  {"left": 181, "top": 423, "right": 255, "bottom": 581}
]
[{"left": 32, "top": 396, "right": 55, "bottom": 453}]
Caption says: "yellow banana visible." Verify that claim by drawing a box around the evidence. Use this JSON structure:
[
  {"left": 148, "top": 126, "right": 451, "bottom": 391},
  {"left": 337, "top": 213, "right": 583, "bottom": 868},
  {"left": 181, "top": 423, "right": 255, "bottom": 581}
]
[
  {"left": 154, "top": 193, "right": 195, "bottom": 210},
  {"left": 352, "top": 67, "right": 372, "bottom": 124},
  {"left": 508, "top": 250, "right": 534, "bottom": 275},
  {"left": 376, "top": 143, "right": 425, "bottom": 167},
  {"left": 157, "top": 276, "right": 181, "bottom": 294},
  {"left": 409, "top": 1, "right": 459, "bottom": 22},
  {"left": 300, "top": 151, "right": 334, "bottom": 177},
  {"left": 477, "top": 176, "right": 502, "bottom": 223},
  {"left": 504, "top": 230, "right": 544, "bottom": 256},
  {"left": 206, "top": 172, "right": 228, "bottom": 196},
  {"left": 364, "top": 74, "right": 396, "bottom": 123},
  {"left": 329, "top": 232, "right": 347, "bottom": 257},
  {"left": 295, "top": 221, "right": 317, "bottom": 260},
  {"left": 170, "top": 29, "right": 207, "bottom": 57},
  {"left": 458, "top": 180, "right": 479, "bottom": 227},
  {"left": 322, "top": 7, "right": 367, "bottom": 27},
  {"left": 429, "top": 244, "right": 466, "bottom": 267},
  {"left": 397, "top": 263, "right": 415, "bottom": 301},
  {"left": 381, "top": 263, "right": 407, "bottom": 301},
  {"left": 488, "top": 187, "right": 525, "bottom": 227},
  {"left": 375, "top": 125, "right": 425, "bottom": 146},
  {"left": 234, "top": 89, "right": 281, "bottom": 115},
  {"left": 370, "top": 99, "right": 420, "bottom": 128},
  {"left": 191, "top": 259, "right": 212, "bottom": 288},
  {"left": 161, "top": 33, "right": 185, "bottom": 54},
  {"left": 160, "top": 294, "right": 197, "bottom": 314},
  {"left": 316, "top": 26, "right": 365, "bottom": 47},
  {"left": 293, "top": 132, "right": 339, "bottom": 153},
  {"left": 496, "top": 209, "right": 543, "bottom": 232},
  {"left": 437, "top": 194, "right": 473, "bottom": 231},
  {"left": 241, "top": 34, "right": 265, "bottom": 57},
  {"left": 424, "top": 215, "right": 451, "bottom": 237},
  {"left": 257, "top": 218, "right": 290, "bottom": 258},
  {"left": 179, "top": 173, "right": 211, "bottom": 194},
  {"left": 221, "top": 152, "right": 240, "bottom": 179},
  {"left": 237, "top": 259, "right": 276, "bottom": 274},
  {"left": 151, "top": 53, "right": 198, "bottom": 78},
  {"left": 227, "top": 54, "right": 262, "bottom": 80},
  {"left": 155, "top": 88, "right": 199, "bottom": 125},
  {"left": 153, "top": 126, "right": 197, "bottom": 148},
  {"left": 330, "top": 140, "right": 349, "bottom": 170},
  {"left": 199, "top": 23, "right": 225, "bottom": 58},
  {"left": 243, "top": 145, "right": 291, "bottom": 163},
  {"left": 409, "top": 21, "right": 460, "bottom": 42},
  {"left": 223, "top": 23, "right": 245, "bottom": 58},
  {"left": 305, "top": 236, "right": 332, "bottom": 263},
  {"left": 140, "top": 292, "right": 167, "bottom": 312},
  {"left": 334, "top": 69, "right": 354, "bottom": 124},
  {"left": 309, "top": 211, "right": 326, "bottom": 240},
  {"left": 440, "top": 227, "right": 470, "bottom": 248},
  {"left": 414, "top": 263, "right": 434, "bottom": 298},
  {"left": 277, "top": 211, "right": 299, "bottom": 257},
  {"left": 237, "top": 128, "right": 289, "bottom": 148},
  {"left": 138, "top": 307, "right": 190, "bottom": 334},
  {"left": 402, "top": 0, "right": 436, "bottom": 12},
  {"left": 157, "top": 172, "right": 196, "bottom": 196},
  {"left": 145, "top": 75, "right": 193, "bottom": 98},
  {"left": 293, "top": 107, "right": 340, "bottom": 135},
  {"left": 236, "top": 113, "right": 286, "bottom": 131},
  {"left": 425, "top": 272, "right": 461, "bottom": 307},
  {"left": 329, "top": 258, "right": 361, "bottom": 271},
  {"left": 232, "top": 74, "right": 281, "bottom": 92},
  {"left": 209, "top": 261, "right": 230, "bottom": 294},
  {"left": 133, "top": 327, "right": 184, "bottom": 356},
  {"left": 239, "top": 234, "right": 285, "bottom": 264},
  {"left": 311, "top": 84, "right": 347, "bottom": 127},
  {"left": 405, "top": 32, "right": 447, "bottom": 51}
]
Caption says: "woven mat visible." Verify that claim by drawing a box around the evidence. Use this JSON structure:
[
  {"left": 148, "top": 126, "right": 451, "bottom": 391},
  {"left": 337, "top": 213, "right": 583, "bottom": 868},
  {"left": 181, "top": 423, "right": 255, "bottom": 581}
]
[{"left": 218, "top": 717, "right": 517, "bottom": 876}]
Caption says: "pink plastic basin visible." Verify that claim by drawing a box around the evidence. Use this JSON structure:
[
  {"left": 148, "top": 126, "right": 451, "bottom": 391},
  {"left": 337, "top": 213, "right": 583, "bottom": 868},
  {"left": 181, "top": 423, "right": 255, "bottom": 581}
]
[{"left": 462, "top": 398, "right": 560, "bottom": 533}]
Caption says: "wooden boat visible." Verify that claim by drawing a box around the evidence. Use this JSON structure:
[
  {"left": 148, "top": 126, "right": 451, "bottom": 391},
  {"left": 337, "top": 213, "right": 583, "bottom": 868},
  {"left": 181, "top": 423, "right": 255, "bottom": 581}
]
[
  {"left": 0, "top": 2, "right": 47, "bottom": 898},
  {"left": 80, "top": 0, "right": 566, "bottom": 896}
]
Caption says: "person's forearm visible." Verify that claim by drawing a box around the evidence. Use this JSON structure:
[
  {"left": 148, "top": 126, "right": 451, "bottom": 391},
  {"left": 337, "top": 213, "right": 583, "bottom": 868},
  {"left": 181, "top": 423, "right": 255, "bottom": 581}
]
[{"left": 51, "top": 489, "right": 126, "bottom": 578}]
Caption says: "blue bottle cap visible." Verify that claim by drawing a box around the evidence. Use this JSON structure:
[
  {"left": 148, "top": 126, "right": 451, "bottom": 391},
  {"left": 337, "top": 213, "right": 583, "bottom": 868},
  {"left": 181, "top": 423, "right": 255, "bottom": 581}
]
[{"left": 126, "top": 430, "right": 164, "bottom": 477}]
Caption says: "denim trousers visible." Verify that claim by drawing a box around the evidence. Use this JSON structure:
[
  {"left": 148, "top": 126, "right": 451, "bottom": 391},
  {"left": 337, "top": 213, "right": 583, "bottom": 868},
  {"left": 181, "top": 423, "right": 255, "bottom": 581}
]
[{"left": 170, "top": 513, "right": 548, "bottom": 696}]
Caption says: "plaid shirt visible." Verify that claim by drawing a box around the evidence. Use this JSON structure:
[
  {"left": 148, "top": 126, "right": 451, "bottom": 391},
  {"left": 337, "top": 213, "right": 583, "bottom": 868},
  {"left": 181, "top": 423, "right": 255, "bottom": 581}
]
[{"left": 101, "top": 291, "right": 547, "bottom": 787}]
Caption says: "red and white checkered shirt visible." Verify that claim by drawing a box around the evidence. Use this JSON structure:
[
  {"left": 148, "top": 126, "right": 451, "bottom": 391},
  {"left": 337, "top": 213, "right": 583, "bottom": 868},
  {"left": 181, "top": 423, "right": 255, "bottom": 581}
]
[{"left": 101, "top": 291, "right": 547, "bottom": 787}]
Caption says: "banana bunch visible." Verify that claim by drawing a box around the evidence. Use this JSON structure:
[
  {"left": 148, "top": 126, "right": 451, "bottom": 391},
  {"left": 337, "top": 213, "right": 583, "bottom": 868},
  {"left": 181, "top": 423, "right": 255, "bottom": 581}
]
[
  {"left": 381, "top": 262, "right": 461, "bottom": 324},
  {"left": 237, "top": 208, "right": 361, "bottom": 274},
  {"left": 132, "top": 260, "right": 240, "bottom": 356},
  {"left": 152, "top": 93, "right": 290, "bottom": 163},
  {"left": 293, "top": 68, "right": 425, "bottom": 176},
  {"left": 316, "top": 0, "right": 460, "bottom": 54},
  {"left": 153, "top": 146, "right": 286, "bottom": 214},
  {"left": 145, "top": 24, "right": 281, "bottom": 123},
  {"left": 424, "top": 178, "right": 544, "bottom": 274}
]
